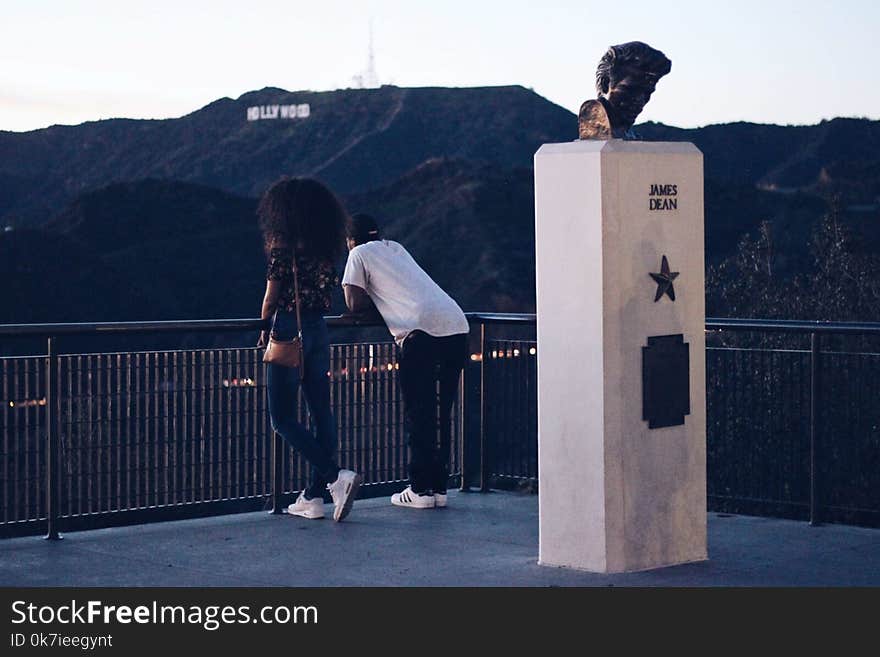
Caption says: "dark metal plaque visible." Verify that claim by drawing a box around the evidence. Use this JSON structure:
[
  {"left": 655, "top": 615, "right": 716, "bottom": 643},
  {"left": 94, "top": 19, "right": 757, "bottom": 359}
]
[{"left": 642, "top": 334, "right": 690, "bottom": 429}]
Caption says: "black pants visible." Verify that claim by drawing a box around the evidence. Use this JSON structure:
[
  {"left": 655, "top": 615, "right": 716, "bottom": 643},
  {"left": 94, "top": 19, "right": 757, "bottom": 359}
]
[{"left": 398, "top": 331, "right": 468, "bottom": 494}]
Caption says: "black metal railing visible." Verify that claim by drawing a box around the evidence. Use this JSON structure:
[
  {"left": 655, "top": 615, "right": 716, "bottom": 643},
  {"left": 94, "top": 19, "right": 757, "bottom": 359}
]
[
  {"left": 466, "top": 316, "right": 880, "bottom": 527},
  {"left": 0, "top": 316, "right": 463, "bottom": 538},
  {"left": 705, "top": 319, "right": 880, "bottom": 528},
  {"left": 3, "top": 314, "right": 879, "bottom": 538},
  {"left": 457, "top": 313, "right": 536, "bottom": 493}
]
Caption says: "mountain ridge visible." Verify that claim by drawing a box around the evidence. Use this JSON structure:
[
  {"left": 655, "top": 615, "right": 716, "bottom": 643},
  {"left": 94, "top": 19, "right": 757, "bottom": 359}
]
[
  {"left": 4, "top": 85, "right": 878, "bottom": 230},
  {"left": 2, "top": 85, "right": 879, "bottom": 328},
  {"left": 0, "top": 85, "right": 573, "bottom": 227}
]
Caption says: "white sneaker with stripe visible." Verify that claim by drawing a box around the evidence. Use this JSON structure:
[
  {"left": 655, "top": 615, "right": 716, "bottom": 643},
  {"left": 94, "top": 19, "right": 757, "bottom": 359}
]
[{"left": 391, "top": 486, "right": 435, "bottom": 509}]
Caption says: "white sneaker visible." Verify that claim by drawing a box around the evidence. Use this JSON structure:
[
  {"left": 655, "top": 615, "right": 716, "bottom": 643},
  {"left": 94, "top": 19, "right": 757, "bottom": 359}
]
[
  {"left": 391, "top": 486, "right": 435, "bottom": 509},
  {"left": 327, "top": 469, "right": 362, "bottom": 522},
  {"left": 287, "top": 492, "right": 324, "bottom": 519},
  {"left": 434, "top": 492, "right": 447, "bottom": 508}
]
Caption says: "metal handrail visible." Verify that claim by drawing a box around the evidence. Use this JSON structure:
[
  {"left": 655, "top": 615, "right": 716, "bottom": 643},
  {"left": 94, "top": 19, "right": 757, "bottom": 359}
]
[
  {"left": 706, "top": 318, "right": 880, "bottom": 335},
  {"left": 0, "top": 312, "right": 540, "bottom": 338},
  {"left": 465, "top": 313, "right": 536, "bottom": 325},
  {"left": 0, "top": 318, "right": 266, "bottom": 337},
  {"left": 6, "top": 315, "right": 880, "bottom": 338}
]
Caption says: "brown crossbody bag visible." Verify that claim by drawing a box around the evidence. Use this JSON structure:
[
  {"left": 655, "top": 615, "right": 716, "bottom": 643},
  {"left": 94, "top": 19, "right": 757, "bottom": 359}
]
[{"left": 263, "top": 255, "right": 304, "bottom": 371}]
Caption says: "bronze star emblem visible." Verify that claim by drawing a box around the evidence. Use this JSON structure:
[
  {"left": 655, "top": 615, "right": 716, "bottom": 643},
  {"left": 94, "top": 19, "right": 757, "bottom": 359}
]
[{"left": 649, "top": 255, "right": 679, "bottom": 302}]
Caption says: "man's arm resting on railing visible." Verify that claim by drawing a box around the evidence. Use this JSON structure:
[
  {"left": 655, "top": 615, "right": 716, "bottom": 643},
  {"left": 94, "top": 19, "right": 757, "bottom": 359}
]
[
  {"left": 343, "top": 283, "right": 371, "bottom": 312},
  {"left": 343, "top": 283, "right": 383, "bottom": 322},
  {"left": 258, "top": 279, "right": 281, "bottom": 347}
]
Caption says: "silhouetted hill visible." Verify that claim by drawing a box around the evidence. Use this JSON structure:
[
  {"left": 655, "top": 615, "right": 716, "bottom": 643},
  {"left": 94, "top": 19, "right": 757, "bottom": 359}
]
[
  {"left": 5, "top": 86, "right": 877, "bottom": 232},
  {"left": 2, "top": 85, "right": 879, "bottom": 326},
  {"left": 2, "top": 163, "right": 877, "bottom": 327},
  {"left": 640, "top": 117, "right": 880, "bottom": 263},
  {"left": 2, "top": 181, "right": 265, "bottom": 324},
  {"left": 638, "top": 118, "right": 880, "bottom": 197},
  {"left": 0, "top": 85, "right": 573, "bottom": 228},
  {"left": 1, "top": 164, "right": 538, "bottom": 326},
  {"left": 46, "top": 179, "right": 258, "bottom": 256},
  {"left": 704, "top": 179, "right": 829, "bottom": 270},
  {"left": 0, "top": 228, "right": 145, "bottom": 324},
  {"left": 347, "top": 158, "right": 536, "bottom": 311}
]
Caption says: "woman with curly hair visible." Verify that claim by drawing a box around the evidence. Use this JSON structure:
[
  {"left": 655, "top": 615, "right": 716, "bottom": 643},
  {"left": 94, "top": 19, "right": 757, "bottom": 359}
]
[{"left": 257, "top": 177, "right": 361, "bottom": 521}]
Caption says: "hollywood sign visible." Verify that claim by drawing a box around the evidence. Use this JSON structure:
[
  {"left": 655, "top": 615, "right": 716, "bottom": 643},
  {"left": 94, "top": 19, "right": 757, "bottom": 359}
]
[{"left": 247, "top": 103, "right": 311, "bottom": 121}]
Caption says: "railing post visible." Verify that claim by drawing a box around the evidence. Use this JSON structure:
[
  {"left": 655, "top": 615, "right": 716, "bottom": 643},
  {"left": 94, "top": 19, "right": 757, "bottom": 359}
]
[
  {"left": 265, "top": 311, "right": 285, "bottom": 515},
  {"left": 44, "top": 336, "right": 62, "bottom": 540},
  {"left": 271, "top": 431, "right": 284, "bottom": 514},
  {"left": 479, "top": 322, "right": 491, "bottom": 493},
  {"left": 810, "top": 332, "right": 822, "bottom": 527},
  {"left": 460, "top": 323, "right": 479, "bottom": 491}
]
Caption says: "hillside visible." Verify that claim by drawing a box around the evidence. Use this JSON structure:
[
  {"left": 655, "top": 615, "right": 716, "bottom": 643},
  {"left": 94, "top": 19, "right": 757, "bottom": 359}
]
[
  {"left": 1, "top": 181, "right": 264, "bottom": 324},
  {"left": 2, "top": 85, "right": 879, "bottom": 326},
  {"left": 0, "top": 85, "right": 574, "bottom": 228},
  {"left": 638, "top": 118, "right": 880, "bottom": 198},
  {"left": 0, "top": 228, "right": 148, "bottom": 324},
  {"left": 347, "top": 158, "right": 536, "bottom": 311},
  {"left": 0, "top": 162, "right": 538, "bottom": 326},
  {"left": 3, "top": 83, "right": 878, "bottom": 233}
]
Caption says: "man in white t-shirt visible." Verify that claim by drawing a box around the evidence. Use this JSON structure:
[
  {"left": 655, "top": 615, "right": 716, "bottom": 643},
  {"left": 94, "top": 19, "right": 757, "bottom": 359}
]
[{"left": 342, "top": 213, "right": 469, "bottom": 509}]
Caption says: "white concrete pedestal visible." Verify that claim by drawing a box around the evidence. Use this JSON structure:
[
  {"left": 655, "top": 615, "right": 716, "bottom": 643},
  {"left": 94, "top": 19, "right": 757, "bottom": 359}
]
[{"left": 534, "top": 140, "right": 707, "bottom": 573}]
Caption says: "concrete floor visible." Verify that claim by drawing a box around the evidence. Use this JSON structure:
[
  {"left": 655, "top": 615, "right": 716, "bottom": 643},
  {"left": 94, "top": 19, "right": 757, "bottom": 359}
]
[{"left": 2, "top": 491, "right": 878, "bottom": 586}]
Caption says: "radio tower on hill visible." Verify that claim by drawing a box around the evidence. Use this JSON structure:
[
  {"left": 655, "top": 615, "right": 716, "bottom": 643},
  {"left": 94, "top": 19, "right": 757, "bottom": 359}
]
[{"left": 353, "top": 20, "right": 380, "bottom": 89}]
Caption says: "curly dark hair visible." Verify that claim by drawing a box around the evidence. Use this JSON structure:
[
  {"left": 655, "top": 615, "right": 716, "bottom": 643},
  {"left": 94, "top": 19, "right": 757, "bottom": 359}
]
[{"left": 257, "top": 177, "right": 348, "bottom": 261}]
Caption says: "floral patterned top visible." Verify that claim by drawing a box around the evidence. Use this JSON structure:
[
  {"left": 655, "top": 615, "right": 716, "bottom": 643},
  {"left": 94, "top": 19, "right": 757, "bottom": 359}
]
[{"left": 266, "top": 247, "right": 338, "bottom": 312}]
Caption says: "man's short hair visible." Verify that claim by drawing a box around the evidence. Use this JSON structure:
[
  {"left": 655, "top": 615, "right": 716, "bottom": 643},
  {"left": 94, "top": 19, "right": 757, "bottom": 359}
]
[
  {"left": 595, "top": 41, "right": 671, "bottom": 97},
  {"left": 348, "top": 213, "right": 381, "bottom": 244}
]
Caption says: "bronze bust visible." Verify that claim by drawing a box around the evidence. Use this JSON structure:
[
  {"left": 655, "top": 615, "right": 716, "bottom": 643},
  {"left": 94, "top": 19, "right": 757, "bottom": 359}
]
[{"left": 578, "top": 41, "right": 671, "bottom": 140}]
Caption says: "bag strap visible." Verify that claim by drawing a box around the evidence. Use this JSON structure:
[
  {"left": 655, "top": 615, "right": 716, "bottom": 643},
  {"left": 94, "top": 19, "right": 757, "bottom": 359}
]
[{"left": 291, "top": 252, "right": 303, "bottom": 340}]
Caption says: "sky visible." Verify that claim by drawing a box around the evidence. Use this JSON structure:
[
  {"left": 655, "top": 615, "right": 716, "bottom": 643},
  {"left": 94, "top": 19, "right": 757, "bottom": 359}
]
[{"left": 1, "top": 0, "right": 878, "bottom": 132}]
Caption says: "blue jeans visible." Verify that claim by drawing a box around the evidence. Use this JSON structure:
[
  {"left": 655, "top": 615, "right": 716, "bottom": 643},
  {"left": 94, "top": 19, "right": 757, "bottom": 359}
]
[{"left": 267, "top": 308, "right": 339, "bottom": 499}]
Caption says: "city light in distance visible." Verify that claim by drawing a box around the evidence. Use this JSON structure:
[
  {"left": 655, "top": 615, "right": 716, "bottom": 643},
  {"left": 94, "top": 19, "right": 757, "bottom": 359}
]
[
  {"left": 490, "top": 347, "right": 536, "bottom": 359},
  {"left": 222, "top": 377, "right": 256, "bottom": 388},
  {"left": 8, "top": 398, "right": 46, "bottom": 408}
]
